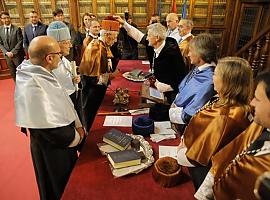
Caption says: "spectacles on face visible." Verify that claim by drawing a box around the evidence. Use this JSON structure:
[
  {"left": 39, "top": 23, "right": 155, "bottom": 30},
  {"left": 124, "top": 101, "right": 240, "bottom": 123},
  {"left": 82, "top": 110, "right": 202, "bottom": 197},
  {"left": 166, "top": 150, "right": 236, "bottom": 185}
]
[{"left": 45, "top": 51, "right": 63, "bottom": 59}]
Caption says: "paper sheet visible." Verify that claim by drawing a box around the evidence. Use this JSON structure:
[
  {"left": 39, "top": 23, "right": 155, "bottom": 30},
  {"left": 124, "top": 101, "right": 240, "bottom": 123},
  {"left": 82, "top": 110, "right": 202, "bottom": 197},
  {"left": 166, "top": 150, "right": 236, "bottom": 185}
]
[
  {"left": 154, "top": 121, "right": 176, "bottom": 135},
  {"left": 103, "top": 116, "right": 133, "bottom": 127},
  {"left": 149, "top": 87, "right": 164, "bottom": 100},
  {"left": 142, "top": 60, "right": 150, "bottom": 65},
  {"left": 159, "top": 145, "right": 178, "bottom": 159}
]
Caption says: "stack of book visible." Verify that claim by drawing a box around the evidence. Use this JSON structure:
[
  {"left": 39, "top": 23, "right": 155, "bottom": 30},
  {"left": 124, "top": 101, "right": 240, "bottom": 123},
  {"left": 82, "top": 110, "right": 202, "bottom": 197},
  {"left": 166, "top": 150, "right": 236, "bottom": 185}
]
[{"left": 102, "top": 128, "right": 142, "bottom": 169}]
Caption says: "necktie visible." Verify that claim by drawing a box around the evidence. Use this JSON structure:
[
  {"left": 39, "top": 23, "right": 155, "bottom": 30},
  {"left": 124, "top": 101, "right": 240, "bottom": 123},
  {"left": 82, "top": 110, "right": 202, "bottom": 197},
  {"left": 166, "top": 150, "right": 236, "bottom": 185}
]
[
  {"left": 33, "top": 26, "right": 37, "bottom": 37},
  {"left": 6, "top": 27, "right": 9, "bottom": 41}
]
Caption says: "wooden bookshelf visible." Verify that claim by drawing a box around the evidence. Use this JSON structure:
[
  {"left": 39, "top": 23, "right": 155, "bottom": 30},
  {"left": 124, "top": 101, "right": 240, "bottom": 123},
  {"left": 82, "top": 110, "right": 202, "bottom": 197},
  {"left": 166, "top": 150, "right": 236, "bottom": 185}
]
[{"left": 2, "top": 0, "right": 264, "bottom": 78}]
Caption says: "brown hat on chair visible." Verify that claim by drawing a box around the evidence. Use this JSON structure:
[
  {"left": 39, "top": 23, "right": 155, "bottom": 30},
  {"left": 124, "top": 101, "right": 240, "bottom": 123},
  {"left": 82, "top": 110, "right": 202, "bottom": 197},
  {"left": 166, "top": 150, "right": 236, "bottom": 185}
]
[{"left": 101, "top": 16, "right": 120, "bottom": 31}]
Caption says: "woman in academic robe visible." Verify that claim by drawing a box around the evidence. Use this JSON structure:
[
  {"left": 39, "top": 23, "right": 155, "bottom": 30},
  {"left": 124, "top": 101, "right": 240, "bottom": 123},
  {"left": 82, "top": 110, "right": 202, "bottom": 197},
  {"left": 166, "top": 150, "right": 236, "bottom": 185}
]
[{"left": 177, "top": 57, "right": 254, "bottom": 190}]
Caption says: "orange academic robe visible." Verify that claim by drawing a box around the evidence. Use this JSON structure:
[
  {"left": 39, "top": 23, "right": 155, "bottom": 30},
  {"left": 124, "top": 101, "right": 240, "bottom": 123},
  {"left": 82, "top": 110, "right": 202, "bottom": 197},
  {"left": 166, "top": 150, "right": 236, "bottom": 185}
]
[
  {"left": 211, "top": 122, "right": 270, "bottom": 200},
  {"left": 184, "top": 101, "right": 251, "bottom": 166}
]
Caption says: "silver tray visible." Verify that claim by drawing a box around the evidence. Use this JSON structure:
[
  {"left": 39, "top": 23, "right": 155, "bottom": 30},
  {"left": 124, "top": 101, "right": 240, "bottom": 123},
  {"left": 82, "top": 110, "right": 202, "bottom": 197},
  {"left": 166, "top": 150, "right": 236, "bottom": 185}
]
[
  {"left": 98, "top": 134, "right": 154, "bottom": 177},
  {"left": 122, "top": 72, "right": 146, "bottom": 82}
]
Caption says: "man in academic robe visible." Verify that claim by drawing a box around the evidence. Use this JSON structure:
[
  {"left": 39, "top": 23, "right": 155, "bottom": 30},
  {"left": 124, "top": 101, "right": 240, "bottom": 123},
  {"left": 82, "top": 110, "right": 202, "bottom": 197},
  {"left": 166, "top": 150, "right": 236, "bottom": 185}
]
[
  {"left": 0, "top": 11, "right": 25, "bottom": 81},
  {"left": 166, "top": 13, "right": 181, "bottom": 43},
  {"left": 195, "top": 70, "right": 270, "bottom": 200},
  {"left": 178, "top": 19, "right": 194, "bottom": 70},
  {"left": 47, "top": 21, "right": 81, "bottom": 114},
  {"left": 81, "top": 19, "right": 100, "bottom": 56},
  {"left": 23, "top": 10, "right": 47, "bottom": 53},
  {"left": 81, "top": 18, "right": 120, "bottom": 72},
  {"left": 114, "top": 16, "right": 187, "bottom": 104},
  {"left": 169, "top": 33, "right": 217, "bottom": 126},
  {"left": 15, "top": 36, "right": 85, "bottom": 200},
  {"left": 79, "top": 17, "right": 120, "bottom": 132}
]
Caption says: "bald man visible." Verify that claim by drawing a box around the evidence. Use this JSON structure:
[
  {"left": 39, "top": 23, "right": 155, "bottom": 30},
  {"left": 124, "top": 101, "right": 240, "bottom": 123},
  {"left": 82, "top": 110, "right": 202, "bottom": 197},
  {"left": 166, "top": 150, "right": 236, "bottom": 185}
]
[
  {"left": 15, "top": 36, "right": 84, "bottom": 200},
  {"left": 166, "top": 13, "right": 181, "bottom": 43}
]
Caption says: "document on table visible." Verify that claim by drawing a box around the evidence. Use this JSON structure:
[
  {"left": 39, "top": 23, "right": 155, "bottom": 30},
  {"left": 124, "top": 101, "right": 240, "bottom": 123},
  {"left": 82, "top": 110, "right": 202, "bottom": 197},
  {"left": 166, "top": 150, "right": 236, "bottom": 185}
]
[
  {"left": 154, "top": 121, "right": 176, "bottom": 135},
  {"left": 159, "top": 145, "right": 178, "bottom": 159},
  {"left": 103, "top": 116, "right": 133, "bottom": 127},
  {"left": 142, "top": 60, "right": 150, "bottom": 65},
  {"left": 149, "top": 87, "right": 164, "bottom": 100}
]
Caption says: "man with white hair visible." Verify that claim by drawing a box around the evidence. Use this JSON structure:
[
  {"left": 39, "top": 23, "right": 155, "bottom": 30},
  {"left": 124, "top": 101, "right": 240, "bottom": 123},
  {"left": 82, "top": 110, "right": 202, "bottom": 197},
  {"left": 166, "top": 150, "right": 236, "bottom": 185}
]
[
  {"left": 114, "top": 16, "right": 187, "bottom": 104},
  {"left": 178, "top": 19, "right": 194, "bottom": 68},
  {"left": 79, "top": 18, "right": 120, "bottom": 132},
  {"left": 47, "top": 21, "right": 81, "bottom": 107}
]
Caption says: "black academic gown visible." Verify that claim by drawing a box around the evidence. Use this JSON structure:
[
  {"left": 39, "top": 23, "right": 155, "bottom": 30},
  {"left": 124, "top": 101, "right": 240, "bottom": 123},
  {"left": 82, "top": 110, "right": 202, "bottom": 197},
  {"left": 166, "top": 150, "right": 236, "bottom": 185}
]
[
  {"left": 29, "top": 122, "right": 78, "bottom": 200},
  {"left": 140, "top": 36, "right": 187, "bottom": 104}
]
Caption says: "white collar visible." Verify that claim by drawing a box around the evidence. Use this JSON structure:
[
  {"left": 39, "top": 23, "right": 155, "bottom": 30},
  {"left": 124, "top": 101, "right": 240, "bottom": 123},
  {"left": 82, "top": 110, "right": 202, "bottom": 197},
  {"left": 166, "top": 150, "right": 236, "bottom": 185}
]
[
  {"left": 89, "top": 32, "right": 98, "bottom": 39},
  {"left": 180, "top": 32, "right": 192, "bottom": 42},
  {"left": 154, "top": 40, "right": 166, "bottom": 58},
  {"left": 4, "top": 25, "right": 11, "bottom": 29},
  {"left": 197, "top": 62, "right": 216, "bottom": 71}
]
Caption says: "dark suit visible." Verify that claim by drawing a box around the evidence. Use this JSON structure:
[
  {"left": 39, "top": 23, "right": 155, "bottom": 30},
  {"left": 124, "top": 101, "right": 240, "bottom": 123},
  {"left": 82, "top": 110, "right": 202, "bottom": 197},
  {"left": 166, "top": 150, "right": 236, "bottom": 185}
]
[
  {"left": 141, "top": 36, "right": 188, "bottom": 103},
  {"left": 0, "top": 24, "right": 25, "bottom": 80},
  {"left": 23, "top": 22, "right": 47, "bottom": 52}
]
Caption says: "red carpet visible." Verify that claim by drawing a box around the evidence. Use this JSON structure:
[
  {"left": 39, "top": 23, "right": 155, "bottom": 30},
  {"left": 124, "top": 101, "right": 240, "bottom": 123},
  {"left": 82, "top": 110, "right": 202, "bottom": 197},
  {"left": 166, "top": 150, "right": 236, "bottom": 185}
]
[{"left": 0, "top": 79, "right": 39, "bottom": 200}]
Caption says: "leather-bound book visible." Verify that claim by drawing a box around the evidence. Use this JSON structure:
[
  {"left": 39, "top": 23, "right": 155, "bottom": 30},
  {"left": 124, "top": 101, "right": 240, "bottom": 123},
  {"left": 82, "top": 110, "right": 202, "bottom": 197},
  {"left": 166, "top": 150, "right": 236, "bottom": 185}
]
[
  {"left": 103, "top": 128, "right": 132, "bottom": 150},
  {"left": 107, "top": 149, "right": 141, "bottom": 169}
]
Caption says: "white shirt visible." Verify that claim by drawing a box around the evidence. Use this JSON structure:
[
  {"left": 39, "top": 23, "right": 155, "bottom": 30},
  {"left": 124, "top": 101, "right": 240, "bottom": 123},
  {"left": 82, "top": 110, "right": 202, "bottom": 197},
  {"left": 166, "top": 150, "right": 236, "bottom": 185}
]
[
  {"left": 179, "top": 32, "right": 192, "bottom": 44},
  {"left": 89, "top": 32, "right": 98, "bottom": 39},
  {"left": 53, "top": 56, "right": 75, "bottom": 95},
  {"left": 167, "top": 28, "right": 181, "bottom": 43},
  {"left": 122, "top": 22, "right": 144, "bottom": 43},
  {"left": 154, "top": 40, "right": 165, "bottom": 58},
  {"left": 4, "top": 25, "right": 11, "bottom": 35}
]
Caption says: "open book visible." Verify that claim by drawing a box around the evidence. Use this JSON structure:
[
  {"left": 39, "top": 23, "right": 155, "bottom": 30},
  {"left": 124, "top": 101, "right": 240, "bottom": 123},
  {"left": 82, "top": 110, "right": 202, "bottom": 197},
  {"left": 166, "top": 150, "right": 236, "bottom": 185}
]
[{"left": 140, "top": 84, "right": 166, "bottom": 104}]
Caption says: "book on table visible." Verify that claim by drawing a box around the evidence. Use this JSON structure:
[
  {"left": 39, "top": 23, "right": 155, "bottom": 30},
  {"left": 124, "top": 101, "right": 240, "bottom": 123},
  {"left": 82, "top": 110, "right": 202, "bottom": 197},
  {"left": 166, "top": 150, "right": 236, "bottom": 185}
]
[
  {"left": 103, "top": 128, "right": 133, "bottom": 151},
  {"left": 107, "top": 149, "right": 141, "bottom": 169}
]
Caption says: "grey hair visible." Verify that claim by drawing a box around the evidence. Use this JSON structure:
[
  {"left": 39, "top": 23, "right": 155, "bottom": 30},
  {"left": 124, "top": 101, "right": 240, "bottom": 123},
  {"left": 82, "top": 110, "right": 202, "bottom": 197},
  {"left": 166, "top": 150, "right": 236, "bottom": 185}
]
[
  {"left": 180, "top": 19, "right": 194, "bottom": 29},
  {"left": 189, "top": 33, "right": 217, "bottom": 63},
  {"left": 147, "top": 23, "right": 167, "bottom": 41}
]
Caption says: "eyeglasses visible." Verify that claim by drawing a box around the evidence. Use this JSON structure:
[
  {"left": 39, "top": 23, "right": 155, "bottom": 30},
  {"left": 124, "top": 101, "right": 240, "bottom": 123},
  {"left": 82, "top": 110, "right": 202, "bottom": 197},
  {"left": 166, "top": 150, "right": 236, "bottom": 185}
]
[{"left": 45, "top": 51, "right": 63, "bottom": 59}]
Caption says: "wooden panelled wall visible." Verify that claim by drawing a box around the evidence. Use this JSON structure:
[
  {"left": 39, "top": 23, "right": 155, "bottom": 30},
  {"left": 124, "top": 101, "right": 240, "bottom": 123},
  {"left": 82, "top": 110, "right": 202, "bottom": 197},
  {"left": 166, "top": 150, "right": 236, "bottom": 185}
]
[{"left": 0, "top": 0, "right": 269, "bottom": 79}]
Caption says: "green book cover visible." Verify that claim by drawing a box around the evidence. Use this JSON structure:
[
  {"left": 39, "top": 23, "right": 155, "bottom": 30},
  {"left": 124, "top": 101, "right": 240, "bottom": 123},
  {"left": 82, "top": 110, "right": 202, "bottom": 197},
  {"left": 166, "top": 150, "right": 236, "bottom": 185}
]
[
  {"left": 103, "top": 128, "right": 132, "bottom": 150},
  {"left": 107, "top": 149, "right": 141, "bottom": 169}
]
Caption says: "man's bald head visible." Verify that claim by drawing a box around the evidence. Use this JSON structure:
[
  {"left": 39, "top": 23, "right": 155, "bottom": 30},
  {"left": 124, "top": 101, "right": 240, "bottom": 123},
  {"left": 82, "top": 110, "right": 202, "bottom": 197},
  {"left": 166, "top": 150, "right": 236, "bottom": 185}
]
[
  {"left": 29, "top": 36, "right": 61, "bottom": 71},
  {"left": 166, "top": 13, "right": 179, "bottom": 30},
  {"left": 29, "top": 36, "right": 58, "bottom": 60}
]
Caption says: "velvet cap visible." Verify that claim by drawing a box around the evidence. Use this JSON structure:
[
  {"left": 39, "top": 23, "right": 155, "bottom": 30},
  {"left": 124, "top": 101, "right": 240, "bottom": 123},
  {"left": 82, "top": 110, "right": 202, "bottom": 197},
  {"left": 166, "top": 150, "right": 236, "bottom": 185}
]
[
  {"left": 101, "top": 16, "right": 120, "bottom": 31},
  {"left": 47, "top": 21, "right": 71, "bottom": 42}
]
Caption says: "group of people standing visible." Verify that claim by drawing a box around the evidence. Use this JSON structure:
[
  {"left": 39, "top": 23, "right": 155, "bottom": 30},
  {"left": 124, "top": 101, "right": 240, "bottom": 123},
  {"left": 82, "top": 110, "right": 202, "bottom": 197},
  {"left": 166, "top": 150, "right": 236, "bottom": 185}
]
[{"left": 1, "top": 7, "right": 269, "bottom": 200}]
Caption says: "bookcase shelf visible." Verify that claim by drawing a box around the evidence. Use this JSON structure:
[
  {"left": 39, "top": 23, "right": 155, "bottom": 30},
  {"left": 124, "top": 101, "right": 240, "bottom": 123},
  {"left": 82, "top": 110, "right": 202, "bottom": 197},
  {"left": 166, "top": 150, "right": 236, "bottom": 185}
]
[{"left": 0, "top": 0, "right": 231, "bottom": 54}]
